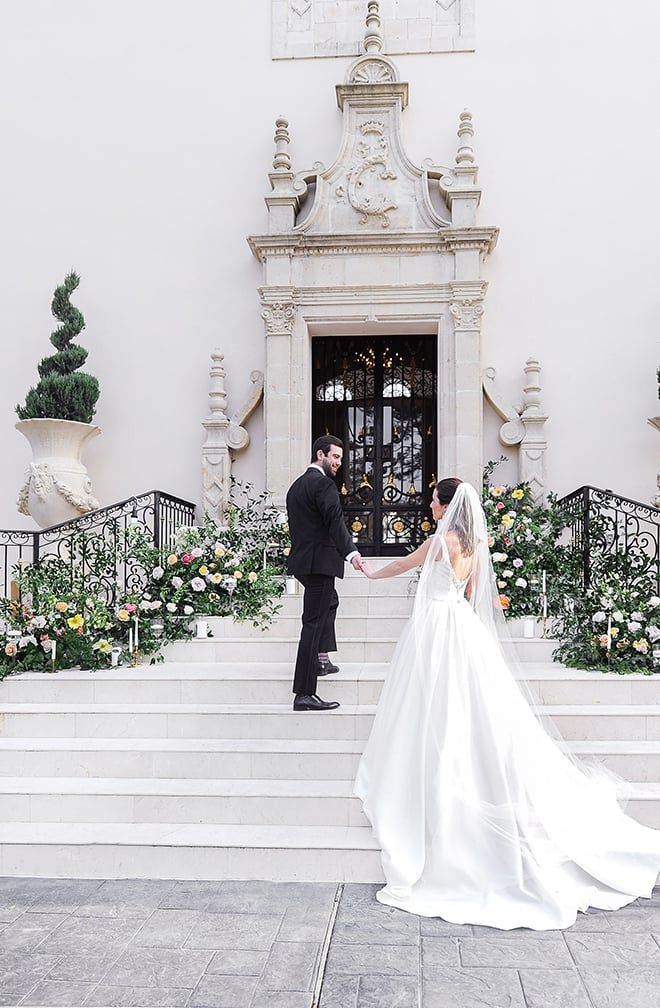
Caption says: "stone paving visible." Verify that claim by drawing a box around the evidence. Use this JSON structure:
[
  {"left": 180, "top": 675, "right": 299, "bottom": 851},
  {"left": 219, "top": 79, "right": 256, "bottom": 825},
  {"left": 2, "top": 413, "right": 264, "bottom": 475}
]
[{"left": 1, "top": 878, "right": 660, "bottom": 1007}]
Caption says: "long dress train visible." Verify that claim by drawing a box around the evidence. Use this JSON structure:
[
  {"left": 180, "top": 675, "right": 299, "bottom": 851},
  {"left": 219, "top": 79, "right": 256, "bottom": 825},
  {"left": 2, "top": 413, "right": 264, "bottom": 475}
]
[{"left": 354, "top": 537, "right": 660, "bottom": 931}]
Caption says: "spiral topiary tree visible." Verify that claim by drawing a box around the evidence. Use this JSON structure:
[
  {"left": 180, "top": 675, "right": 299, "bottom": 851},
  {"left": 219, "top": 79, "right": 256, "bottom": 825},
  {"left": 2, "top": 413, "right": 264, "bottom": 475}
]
[{"left": 16, "top": 271, "right": 100, "bottom": 424}]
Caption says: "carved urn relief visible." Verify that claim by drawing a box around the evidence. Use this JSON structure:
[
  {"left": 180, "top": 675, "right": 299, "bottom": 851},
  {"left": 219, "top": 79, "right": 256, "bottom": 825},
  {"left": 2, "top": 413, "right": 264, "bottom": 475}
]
[{"left": 16, "top": 418, "right": 100, "bottom": 528}]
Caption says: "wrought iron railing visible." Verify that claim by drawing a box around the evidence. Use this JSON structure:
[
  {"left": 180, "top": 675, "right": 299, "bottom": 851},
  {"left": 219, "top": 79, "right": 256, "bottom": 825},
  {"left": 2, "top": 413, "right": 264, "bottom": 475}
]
[
  {"left": 557, "top": 486, "right": 659, "bottom": 594},
  {"left": 0, "top": 490, "right": 197, "bottom": 605}
]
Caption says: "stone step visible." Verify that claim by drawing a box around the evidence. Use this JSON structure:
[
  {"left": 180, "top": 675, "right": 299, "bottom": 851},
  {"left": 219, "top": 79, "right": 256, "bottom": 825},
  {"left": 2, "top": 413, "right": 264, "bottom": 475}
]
[
  {"left": 205, "top": 613, "right": 413, "bottom": 639},
  {"left": 0, "top": 777, "right": 367, "bottom": 827},
  {"left": 2, "top": 776, "right": 659, "bottom": 830},
  {"left": 0, "top": 702, "right": 377, "bottom": 741},
  {"left": 5, "top": 736, "right": 660, "bottom": 783},
  {"left": 1, "top": 663, "right": 657, "bottom": 707},
  {"left": 0, "top": 822, "right": 383, "bottom": 882},
  {"left": 3, "top": 700, "right": 659, "bottom": 741},
  {"left": 0, "top": 737, "right": 366, "bottom": 780},
  {"left": 161, "top": 635, "right": 558, "bottom": 663}
]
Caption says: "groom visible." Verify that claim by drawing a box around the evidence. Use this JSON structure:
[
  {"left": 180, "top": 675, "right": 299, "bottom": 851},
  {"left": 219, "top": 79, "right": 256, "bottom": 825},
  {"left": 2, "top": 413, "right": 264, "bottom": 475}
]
[{"left": 286, "top": 435, "right": 363, "bottom": 711}]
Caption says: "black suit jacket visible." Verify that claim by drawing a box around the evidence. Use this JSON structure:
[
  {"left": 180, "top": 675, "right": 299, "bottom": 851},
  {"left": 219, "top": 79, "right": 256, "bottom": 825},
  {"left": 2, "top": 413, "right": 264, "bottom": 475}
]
[{"left": 286, "top": 467, "right": 356, "bottom": 579}]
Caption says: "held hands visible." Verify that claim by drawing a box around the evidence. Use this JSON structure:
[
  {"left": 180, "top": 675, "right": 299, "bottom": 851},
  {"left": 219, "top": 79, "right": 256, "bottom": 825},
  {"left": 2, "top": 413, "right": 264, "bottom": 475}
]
[{"left": 349, "top": 554, "right": 375, "bottom": 578}]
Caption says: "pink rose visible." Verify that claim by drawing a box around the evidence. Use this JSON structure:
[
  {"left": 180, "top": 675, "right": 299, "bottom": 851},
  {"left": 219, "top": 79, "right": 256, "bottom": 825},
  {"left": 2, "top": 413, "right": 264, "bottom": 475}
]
[
  {"left": 125, "top": 603, "right": 137, "bottom": 613},
  {"left": 496, "top": 501, "right": 505, "bottom": 511},
  {"left": 181, "top": 553, "right": 194, "bottom": 565}
]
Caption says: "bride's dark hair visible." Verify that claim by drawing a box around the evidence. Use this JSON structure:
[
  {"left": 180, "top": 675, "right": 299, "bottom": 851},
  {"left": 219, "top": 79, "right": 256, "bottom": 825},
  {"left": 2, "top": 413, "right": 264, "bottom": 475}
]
[
  {"left": 436, "top": 477, "right": 474, "bottom": 555},
  {"left": 435, "top": 477, "right": 462, "bottom": 504}
]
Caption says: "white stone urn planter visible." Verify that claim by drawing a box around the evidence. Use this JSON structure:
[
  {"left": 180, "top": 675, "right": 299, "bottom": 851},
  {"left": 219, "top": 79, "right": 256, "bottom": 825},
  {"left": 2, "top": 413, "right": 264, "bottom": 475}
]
[{"left": 16, "top": 418, "right": 101, "bottom": 528}]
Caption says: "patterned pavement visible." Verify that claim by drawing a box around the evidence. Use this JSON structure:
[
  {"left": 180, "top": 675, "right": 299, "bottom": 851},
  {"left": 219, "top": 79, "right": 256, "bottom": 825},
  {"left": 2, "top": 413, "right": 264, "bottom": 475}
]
[{"left": 1, "top": 877, "right": 660, "bottom": 1007}]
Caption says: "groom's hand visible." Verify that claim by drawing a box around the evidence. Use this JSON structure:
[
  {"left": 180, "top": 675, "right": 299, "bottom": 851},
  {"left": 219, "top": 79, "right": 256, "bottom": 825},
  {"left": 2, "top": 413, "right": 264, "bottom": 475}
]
[{"left": 350, "top": 554, "right": 364, "bottom": 571}]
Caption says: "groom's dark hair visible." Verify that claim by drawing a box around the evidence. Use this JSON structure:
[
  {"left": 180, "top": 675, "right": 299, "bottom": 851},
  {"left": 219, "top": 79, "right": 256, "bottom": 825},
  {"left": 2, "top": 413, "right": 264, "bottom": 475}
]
[{"left": 312, "top": 434, "right": 343, "bottom": 461}]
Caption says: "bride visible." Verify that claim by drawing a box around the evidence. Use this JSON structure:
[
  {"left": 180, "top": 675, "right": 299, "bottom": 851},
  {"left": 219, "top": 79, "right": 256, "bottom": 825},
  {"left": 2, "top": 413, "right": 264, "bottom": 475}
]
[{"left": 355, "top": 478, "right": 660, "bottom": 930}]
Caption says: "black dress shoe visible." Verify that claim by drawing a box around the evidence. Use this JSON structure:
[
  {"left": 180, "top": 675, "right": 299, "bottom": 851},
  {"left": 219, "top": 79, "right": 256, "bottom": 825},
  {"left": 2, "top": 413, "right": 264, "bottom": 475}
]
[
  {"left": 293, "top": 694, "right": 340, "bottom": 711},
  {"left": 317, "top": 660, "right": 340, "bottom": 676}
]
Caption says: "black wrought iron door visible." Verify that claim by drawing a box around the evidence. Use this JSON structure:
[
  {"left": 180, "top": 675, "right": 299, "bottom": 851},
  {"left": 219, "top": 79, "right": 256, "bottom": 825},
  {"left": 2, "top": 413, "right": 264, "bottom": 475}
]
[{"left": 312, "top": 335, "right": 437, "bottom": 556}]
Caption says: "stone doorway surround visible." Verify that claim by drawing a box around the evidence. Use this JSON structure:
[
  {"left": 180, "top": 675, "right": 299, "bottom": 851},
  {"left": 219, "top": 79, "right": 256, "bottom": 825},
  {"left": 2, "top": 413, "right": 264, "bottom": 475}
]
[{"left": 248, "top": 1, "right": 498, "bottom": 506}]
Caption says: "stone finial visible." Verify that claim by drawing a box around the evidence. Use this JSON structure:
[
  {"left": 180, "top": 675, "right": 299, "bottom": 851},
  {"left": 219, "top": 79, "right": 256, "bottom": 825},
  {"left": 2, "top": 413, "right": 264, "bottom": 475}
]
[
  {"left": 272, "top": 117, "right": 292, "bottom": 173},
  {"left": 206, "top": 350, "right": 229, "bottom": 422},
  {"left": 363, "top": 1, "right": 383, "bottom": 54},
  {"left": 456, "top": 109, "right": 475, "bottom": 165}
]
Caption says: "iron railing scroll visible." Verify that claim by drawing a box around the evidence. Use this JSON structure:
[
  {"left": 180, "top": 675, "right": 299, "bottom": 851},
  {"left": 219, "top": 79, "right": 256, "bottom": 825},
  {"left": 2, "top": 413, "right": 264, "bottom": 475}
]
[
  {"left": 557, "top": 486, "right": 659, "bottom": 594},
  {"left": 0, "top": 491, "right": 196, "bottom": 607}
]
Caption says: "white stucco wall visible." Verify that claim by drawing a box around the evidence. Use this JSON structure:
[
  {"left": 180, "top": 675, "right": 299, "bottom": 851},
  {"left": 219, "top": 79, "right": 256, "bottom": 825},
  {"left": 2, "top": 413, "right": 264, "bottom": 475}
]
[{"left": 0, "top": 0, "right": 657, "bottom": 531}]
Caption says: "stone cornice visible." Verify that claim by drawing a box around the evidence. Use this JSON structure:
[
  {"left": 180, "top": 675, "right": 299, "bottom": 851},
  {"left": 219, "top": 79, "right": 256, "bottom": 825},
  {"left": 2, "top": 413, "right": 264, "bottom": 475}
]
[
  {"left": 260, "top": 283, "right": 462, "bottom": 307},
  {"left": 247, "top": 228, "right": 499, "bottom": 263}
]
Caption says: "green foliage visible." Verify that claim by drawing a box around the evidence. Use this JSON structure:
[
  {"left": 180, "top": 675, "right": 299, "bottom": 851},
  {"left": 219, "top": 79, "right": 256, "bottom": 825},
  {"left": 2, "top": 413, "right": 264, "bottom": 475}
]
[
  {"left": 132, "top": 481, "right": 289, "bottom": 630},
  {"left": 482, "top": 458, "right": 579, "bottom": 620},
  {"left": 554, "top": 547, "right": 659, "bottom": 675},
  {"left": 0, "top": 482, "right": 289, "bottom": 678},
  {"left": 16, "top": 271, "right": 100, "bottom": 424}
]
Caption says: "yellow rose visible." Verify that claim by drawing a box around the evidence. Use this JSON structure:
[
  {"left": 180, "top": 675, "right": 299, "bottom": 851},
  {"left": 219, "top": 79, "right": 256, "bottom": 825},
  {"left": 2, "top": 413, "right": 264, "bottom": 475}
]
[
  {"left": 501, "top": 514, "right": 513, "bottom": 528},
  {"left": 487, "top": 536, "right": 494, "bottom": 547},
  {"left": 67, "top": 614, "right": 84, "bottom": 629},
  {"left": 5, "top": 643, "right": 16, "bottom": 656},
  {"left": 117, "top": 609, "right": 130, "bottom": 622},
  {"left": 248, "top": 571, "right": 258, "bottom": 583},
  {"left": 55, "top": 601, "right": 68, "bottom": 612},
  {"left": 199, "top": 566, "right": 209, "bottom": 576},
  {"left": 233, "top": 570, "right": 243, "bottom": 579},
  {"left": 210, "top": 573, "right": 223, "bottom": 584},
  {"left": 92, "top": 639, "right": 113, "bottom": 654},
  {"left": 215, "top": 547, "right": 225, "bottom": 557},
  {"left": 284, "top": 547, "right": 291, "bottom": 555},
  {"left": 512, "top": 489, "right": 524, "bottom": 500},
  {"left": 167, "top": 554, "right": 178, "bottom": 566}
]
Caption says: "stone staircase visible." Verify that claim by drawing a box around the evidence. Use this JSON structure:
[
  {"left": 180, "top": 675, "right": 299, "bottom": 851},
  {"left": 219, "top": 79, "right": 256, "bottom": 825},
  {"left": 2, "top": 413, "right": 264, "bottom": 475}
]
[{"left": 1, "top": 566, "right": 659, "bottom": 881}]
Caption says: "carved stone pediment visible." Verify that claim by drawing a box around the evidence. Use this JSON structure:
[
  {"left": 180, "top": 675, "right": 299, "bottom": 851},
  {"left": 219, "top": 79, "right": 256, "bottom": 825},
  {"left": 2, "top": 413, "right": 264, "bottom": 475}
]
[{"left": 292, "top": 51, "right": 449, "bottom": 235}]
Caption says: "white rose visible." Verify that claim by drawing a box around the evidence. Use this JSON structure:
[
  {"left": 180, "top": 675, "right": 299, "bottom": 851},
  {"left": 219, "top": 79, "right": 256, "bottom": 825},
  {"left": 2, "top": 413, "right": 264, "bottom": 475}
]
[
  {"left": 512, "top": 558, "right": 523, "bottom": 568},
  {"left": 492, "top": 553, "right": 508, "bottom": 563},
  {"left": 515, "top": 577, "right": 527, "bottom": 588},
  {"left": 648, "top": 596, "right": 660, "bottom": 608},
  {"left": 648, "top": 625, "right": 660, "bottom": 642},
  {"left": 592, "top": 611, "right": 607, "bottom": 623},
  {"left": 612, "top": 611, "right": 624, "bottom": 623},
  {"left": 628, "top": 621, "right": 642, "bottom": 633}
]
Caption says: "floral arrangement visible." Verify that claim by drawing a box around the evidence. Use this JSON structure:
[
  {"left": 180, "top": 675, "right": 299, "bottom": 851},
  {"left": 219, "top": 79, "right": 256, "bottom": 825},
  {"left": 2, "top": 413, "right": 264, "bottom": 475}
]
[
  {"left": 0, "top": 482, "right": 290, "bottom": 678},
  {"left": 133, "top": 485, "right": 289, "bottom": 632},
  {"left": 482, "top": 460, "right": 578, "bottom": 620},
  {"left": 554, "top": 549, "right": 659, "bottom": 675}
]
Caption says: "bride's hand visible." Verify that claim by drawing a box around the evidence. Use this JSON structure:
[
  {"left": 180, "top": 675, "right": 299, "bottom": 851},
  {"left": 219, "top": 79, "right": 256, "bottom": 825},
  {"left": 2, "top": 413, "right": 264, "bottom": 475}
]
[{"left": 360, "top": 560, "right": 375, "bottom": 578}]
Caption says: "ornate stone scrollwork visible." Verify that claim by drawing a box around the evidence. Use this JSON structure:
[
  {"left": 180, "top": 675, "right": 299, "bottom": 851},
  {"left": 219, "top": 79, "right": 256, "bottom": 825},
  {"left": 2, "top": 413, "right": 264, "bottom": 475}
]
[
  {"left": 228, "top": 370, "right": 265, "bottom": 451},
  {"left": 202, "top": 351, "right": 264, "bottom": 521},
  {"left": 351, "top": 59, "right": 395, "bottom": 84},
  {"left": 261, "top": 302, "right": 295, "bottom": 335},
  {"left": 450, "top": 298, "right": 484, "bottom": 331},
  {"left": 482, "top": 360, "right": 549, "bottom": 504},
  {"left": 346, "top": 120, "right": 398, "bottom": 228}
]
